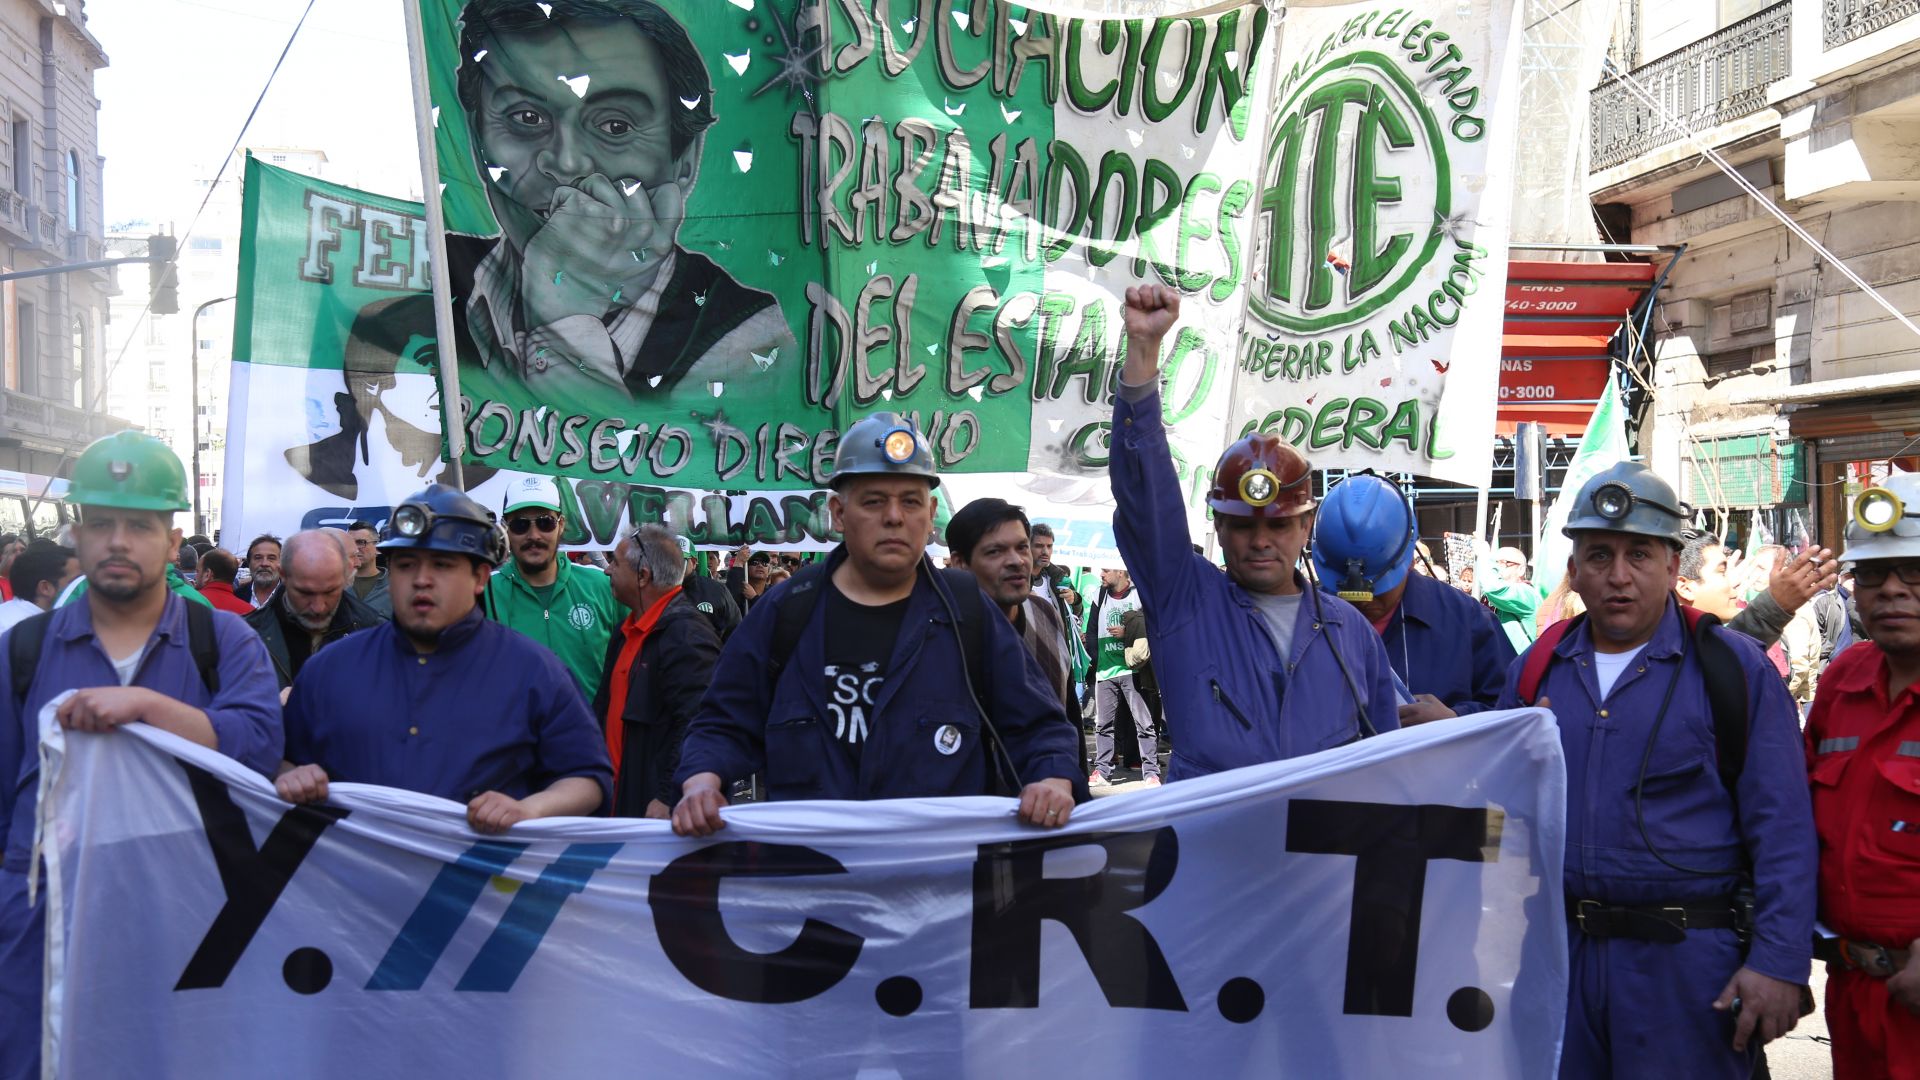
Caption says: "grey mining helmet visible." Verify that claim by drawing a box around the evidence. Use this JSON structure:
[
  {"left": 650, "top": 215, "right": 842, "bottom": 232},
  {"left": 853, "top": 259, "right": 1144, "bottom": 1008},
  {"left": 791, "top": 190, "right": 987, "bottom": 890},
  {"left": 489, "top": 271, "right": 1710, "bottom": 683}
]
[
  {"left": 830, "top": 412, "right": 939, "bottom": 489},
  {"left": 1562, "top": 461, "right": 1689, "bottom": 546},
  {"left": 379, "top": 483, "right": 510, "bottom": 567},
  {"left": 1841, "top": 469, "right": 1920, "bottom": 565}
]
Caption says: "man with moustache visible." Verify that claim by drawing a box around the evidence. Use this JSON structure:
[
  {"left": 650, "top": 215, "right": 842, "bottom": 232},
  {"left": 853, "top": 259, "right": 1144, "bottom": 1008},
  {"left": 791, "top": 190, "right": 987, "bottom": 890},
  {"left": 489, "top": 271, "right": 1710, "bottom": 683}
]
[
  {"left": 277, "top": 484, "right": 610, "bottom": 831},
  {"left": 484, "top": 475, "right": 619, "bottom": 699},
  {"left": 1497, "top": 462, "right": 1815, "bottom": 1078},
  {"left": 0, "top": 432, "right": 282, "bottom": 1080},
  {"left": 234, "top": 533, "right": 282, "bottom": 609},
  {"left": 671, "top": 414, "right": 1080, "bottom": 838},
  {"left": 1803, "top": 471, "right": 1920, "bottom": 1079}
]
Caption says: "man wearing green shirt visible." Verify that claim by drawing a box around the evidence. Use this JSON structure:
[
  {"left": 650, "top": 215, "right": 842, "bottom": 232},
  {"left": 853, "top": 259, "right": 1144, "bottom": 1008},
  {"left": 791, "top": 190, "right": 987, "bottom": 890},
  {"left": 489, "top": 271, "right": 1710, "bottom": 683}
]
[
  {"left": 483, "top": 475, "right": 619, "bottom": 700},
  {"left": 1479, "top": 544, "right": 1543, "bottom": 652}
]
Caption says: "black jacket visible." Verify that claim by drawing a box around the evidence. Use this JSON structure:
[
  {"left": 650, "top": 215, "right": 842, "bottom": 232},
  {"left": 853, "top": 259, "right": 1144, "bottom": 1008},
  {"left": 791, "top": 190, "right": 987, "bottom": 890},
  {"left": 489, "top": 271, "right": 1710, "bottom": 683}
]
[
  {"left": 243, "top": 589, "right": 386, "bottom": 689},
  {"left": 679, "top": 572, "right": 742, "bottom": 641},
  {"left": 592, "top": 593, "right": 723, "bottom": 814}
]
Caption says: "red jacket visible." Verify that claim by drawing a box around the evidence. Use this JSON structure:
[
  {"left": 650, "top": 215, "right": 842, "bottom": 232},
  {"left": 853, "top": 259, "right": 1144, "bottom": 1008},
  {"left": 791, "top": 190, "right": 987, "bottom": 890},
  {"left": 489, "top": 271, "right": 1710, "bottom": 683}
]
[
  {"left": 198, "top": 580, "right": 254, "bottom": 617},
  {"left": 1805, "top": 642, "right": 1920, "bottom": 945}
]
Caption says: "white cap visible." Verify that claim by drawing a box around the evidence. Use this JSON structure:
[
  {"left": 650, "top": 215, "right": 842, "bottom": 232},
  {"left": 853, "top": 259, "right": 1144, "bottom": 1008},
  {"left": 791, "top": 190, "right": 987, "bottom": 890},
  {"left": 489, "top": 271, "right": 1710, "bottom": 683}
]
[{"left": 502, "top": 475, "right": 563, "bottom": 516}]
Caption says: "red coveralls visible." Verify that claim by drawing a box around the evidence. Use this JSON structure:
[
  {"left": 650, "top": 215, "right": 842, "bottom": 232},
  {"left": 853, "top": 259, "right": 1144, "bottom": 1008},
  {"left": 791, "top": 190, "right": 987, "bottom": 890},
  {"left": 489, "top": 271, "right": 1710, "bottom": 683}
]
[{"left": 1806, "top": 642, "right": 1920, "bottom": 1079}]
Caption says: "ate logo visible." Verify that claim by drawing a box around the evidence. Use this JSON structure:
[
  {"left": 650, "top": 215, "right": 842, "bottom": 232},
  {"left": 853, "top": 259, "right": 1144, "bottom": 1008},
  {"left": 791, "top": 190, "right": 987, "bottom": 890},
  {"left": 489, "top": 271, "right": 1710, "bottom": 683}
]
[{"left": 1253, "top": 51, "right": 1451, "bottom": 333}]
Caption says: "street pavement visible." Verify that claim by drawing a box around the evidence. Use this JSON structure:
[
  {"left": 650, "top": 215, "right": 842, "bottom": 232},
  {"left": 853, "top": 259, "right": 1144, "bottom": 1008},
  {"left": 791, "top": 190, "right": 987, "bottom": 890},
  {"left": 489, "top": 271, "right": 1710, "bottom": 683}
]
[{"left": 1088, "top": 750, "right": 1836, "bottom": 1079}]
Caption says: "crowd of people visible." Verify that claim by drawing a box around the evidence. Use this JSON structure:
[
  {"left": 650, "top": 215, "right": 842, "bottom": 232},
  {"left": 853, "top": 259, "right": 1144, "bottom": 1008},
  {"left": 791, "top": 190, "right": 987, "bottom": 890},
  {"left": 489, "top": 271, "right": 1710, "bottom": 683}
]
[{"left": 0, "top": 284, "right": 1913, "bottom": 1080}]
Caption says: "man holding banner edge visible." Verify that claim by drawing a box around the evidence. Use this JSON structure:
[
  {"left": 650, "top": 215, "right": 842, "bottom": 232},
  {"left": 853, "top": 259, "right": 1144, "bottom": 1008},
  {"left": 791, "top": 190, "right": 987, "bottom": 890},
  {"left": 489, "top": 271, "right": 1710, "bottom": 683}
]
[{"left": 671, "top": 414, "right": 1080, "bottom": 836}]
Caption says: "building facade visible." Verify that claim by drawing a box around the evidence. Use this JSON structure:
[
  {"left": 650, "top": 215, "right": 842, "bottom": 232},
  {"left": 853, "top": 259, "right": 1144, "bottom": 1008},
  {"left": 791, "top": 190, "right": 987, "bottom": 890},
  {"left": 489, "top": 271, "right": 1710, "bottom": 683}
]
[
  {"left": 1590, "top": 0, "right": 1920, "bottom": 551},
  {"left": 0, "top": 0, "right": 120, "bottom": 537}
]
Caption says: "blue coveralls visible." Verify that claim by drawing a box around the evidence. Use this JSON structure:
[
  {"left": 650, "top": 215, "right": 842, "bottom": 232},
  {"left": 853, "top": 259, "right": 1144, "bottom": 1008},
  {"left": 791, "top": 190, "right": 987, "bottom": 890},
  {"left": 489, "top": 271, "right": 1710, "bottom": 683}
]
[
  {"left": 1108, "top": 388, "right": 1399, "bottom": 779},
  {"left": 0, "top": 595, "right": 283, "bottom": 1080},
  {"left": 284, "top": 610, "right": 612, "bottom": 808},
  {"left": 1373, "top": 571, "right": 1516, "bottom": 715},
  {"left": 1496, "top": 599, "right": 1816, "bottom": 1079},
  {"left": 674, "top": 550, "right": 1081, "bottom": 800}
]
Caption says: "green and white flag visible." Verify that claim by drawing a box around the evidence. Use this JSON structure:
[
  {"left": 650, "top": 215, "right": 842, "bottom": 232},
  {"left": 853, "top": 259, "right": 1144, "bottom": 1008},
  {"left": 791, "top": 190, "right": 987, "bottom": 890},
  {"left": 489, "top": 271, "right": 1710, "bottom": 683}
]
[
  {"left": 1236, "top": 0, "right": 1523, "bottom": 488},
  {"left": 1533, "top": 377, "right": 1627, "bottom": 598},
  {"left": 407, "top": 0, "right": 1274, "bottom": 506}
]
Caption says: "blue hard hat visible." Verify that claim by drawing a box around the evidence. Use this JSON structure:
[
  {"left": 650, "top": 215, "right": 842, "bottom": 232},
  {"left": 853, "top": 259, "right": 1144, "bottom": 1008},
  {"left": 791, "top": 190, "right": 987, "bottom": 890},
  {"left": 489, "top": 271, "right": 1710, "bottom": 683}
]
[
  {"left": 1311, "top": 473, "right": 1416, "bottom": 602},
  {"left": 379, "top": 483, "right": 509, "bottom": 567}
]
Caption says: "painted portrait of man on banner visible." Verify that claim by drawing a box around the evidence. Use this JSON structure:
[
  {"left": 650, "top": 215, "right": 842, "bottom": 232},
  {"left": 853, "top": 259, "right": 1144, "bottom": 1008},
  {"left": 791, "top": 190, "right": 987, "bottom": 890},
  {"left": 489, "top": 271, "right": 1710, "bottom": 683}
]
[{"left": 445, "top": 0, "right": 793, "bottom": 407}]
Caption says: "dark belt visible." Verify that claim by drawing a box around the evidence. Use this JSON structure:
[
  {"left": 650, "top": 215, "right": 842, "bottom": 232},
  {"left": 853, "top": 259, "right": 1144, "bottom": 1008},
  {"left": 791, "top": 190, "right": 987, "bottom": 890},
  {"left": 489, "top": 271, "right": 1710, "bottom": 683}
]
[
  {"left": 1813, "top": 936, "right": 1911, "bottom": 978},
  {"left": 1567, "top": 897, "right": 1739, "bottom": 943}
]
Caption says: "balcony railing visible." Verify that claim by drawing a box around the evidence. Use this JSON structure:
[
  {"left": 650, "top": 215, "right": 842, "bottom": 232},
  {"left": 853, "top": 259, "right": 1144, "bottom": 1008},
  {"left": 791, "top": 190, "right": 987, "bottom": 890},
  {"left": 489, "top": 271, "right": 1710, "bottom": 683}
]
[
  {"left": 1590, "top": 2, "right": 1791, "bottom": 172},
  {"left": 1826, "top": 0, "right": 1920, "bottom": 50}
]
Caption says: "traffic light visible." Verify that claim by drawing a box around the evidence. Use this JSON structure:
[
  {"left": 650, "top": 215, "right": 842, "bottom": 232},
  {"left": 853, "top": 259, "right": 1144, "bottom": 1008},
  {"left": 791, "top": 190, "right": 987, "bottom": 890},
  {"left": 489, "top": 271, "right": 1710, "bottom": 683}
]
[{"left": 147, "top": 233, "right": 178, "bottom": 315}]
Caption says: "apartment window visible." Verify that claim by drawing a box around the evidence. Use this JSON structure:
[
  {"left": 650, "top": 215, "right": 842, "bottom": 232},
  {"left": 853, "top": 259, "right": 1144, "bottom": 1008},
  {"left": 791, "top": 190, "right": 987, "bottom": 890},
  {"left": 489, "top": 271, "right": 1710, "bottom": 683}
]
[
  {"left": 64, "top": 151, "right": 79, "bottom": 231},
  {"left": 17, "top": 301, "right": 36, "bottom": 396},
  {"left": 10, "top": 119, "right": 27, "bottom": 197}
]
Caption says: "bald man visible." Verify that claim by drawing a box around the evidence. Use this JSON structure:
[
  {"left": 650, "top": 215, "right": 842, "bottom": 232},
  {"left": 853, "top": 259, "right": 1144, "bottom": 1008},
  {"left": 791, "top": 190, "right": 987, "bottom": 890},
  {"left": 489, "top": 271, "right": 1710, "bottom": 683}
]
[{"left": 244, "top": 529, "right": 385, "bottom": 691}]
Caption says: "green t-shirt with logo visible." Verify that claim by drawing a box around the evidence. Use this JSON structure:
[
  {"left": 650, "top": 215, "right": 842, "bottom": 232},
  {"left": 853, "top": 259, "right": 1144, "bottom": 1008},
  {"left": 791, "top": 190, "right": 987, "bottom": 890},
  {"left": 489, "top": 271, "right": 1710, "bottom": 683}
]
[{"left": 483, "top": 558, "right": 620, "bottom": 700}]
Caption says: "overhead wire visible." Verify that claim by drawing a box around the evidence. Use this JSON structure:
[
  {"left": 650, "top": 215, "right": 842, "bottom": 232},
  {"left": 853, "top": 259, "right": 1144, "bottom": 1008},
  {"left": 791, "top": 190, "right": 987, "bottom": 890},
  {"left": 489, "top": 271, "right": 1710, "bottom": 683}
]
[{"left": 27, "top": 0, "right": 320, "bottom": 521}]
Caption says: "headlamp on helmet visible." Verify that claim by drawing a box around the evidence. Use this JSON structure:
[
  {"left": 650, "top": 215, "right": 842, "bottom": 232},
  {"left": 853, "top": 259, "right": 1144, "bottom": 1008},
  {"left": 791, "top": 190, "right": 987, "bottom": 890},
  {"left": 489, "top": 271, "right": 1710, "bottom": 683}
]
[
  {"left": 1586, "top": 480, "right": 1683, "bottom": 523},
  {"left": 391, "top": 504, "right": 431, "bottom": 539},
  {"left": 1853, "top": 486, "right": 1915, "bottom": 534},
  {"left": 1338, "top": 556, "right": 1375, "bottom": 603},
  {"left": 1240, "top": 469, "right": 1280, "bottom": 508},
  {"left": 882, "top": 427, "right": 918, "bottom": 464}
]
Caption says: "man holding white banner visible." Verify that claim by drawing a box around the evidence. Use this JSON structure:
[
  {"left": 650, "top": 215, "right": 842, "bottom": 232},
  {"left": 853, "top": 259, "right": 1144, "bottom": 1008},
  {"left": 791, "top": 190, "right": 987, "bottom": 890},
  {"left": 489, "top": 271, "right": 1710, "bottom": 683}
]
[
  {"left": 277, "top": 484, "right": 610, "bottom": 833},
  {"left": 1108, "top": 286, "right": 1399, "bottom": 779},
  {"left": 0, "top": 432, "right": 284, "bottom": 1080},
  {"left": 1498, "top": 462, "right": 1815, "bottom": 1079}
]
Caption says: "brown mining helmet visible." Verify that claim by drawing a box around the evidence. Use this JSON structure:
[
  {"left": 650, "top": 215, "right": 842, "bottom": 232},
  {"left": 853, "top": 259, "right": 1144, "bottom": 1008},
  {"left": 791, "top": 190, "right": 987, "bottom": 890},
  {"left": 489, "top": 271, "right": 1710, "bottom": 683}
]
[{"left": 1208, "top": 433, "right": 1315, "bottom": 519}]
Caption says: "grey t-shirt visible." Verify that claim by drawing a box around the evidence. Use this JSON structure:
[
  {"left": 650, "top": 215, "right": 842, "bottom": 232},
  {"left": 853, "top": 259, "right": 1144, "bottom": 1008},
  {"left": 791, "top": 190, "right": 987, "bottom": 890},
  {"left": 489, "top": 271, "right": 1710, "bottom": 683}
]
[
  {"left": 110, "top": 644, "right": 147, "bottom": 686},
  {"left": 1251, "top": 592, "right": 1304, "bottom": 663}
]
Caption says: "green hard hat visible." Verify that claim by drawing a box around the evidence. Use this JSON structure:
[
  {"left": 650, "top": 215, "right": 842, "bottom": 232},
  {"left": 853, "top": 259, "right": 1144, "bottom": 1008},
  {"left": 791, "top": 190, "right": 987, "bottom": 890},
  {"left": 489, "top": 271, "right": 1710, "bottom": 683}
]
[{"left": 68, "top": 430, "right": 191, "bottom": 512}]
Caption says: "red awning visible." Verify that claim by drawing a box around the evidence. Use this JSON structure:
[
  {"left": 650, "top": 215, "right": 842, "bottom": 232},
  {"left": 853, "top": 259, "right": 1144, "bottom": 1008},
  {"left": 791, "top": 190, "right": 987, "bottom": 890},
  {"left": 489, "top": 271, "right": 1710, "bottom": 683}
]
[{"left": 1499, "top": 260, "right": 1660, "bottom": 437}]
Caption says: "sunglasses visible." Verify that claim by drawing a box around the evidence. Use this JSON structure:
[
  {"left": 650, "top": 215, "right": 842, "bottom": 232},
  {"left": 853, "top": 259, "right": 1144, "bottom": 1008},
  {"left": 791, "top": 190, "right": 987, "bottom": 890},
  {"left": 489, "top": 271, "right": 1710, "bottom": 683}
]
[
  {"left": 1854, "top": 563, "right": 1920, "bottom": 588},
  {"left": 507, "top": 515, "right": 560, "bottom": 536}
]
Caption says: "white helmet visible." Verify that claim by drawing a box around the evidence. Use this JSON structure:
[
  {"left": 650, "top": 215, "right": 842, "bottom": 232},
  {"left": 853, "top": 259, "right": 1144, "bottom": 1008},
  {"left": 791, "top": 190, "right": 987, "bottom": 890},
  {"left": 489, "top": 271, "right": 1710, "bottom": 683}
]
[{"left": 1841, "top": 470, "right": 1920, "bottom": 564}]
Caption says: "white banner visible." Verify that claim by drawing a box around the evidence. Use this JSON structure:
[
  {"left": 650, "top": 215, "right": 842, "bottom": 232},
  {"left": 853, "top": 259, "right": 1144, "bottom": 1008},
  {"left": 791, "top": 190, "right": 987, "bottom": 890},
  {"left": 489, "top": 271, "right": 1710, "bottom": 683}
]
[
  {"left": 38, "top": 708, "right": 1567, "bottom": 1078},
  {"left": 1235, "top": 0, "right": 1523, "bottom": 488}
]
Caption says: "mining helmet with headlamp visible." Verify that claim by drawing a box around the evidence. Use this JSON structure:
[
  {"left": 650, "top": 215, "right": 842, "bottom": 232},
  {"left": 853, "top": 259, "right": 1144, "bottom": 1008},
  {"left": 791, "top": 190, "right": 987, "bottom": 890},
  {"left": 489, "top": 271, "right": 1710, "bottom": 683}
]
[
  {"left": 1310, "top": 472, "right": 1416, "bottom": 603},
  {"left": 829, "top": 412, "right": 940, "bottom": 489},
  {"left": 1840, "top": 470, "right": 1920, "bottom": 565},
  {"left": 1562, "top": 461, "right": 1689, "bottom": 546},
  {"left": 1209, "top": 432, "right": 1315, "bottom": 520},
  {"left": 379, "top": 483, "right": 509, "bottom": 567}
]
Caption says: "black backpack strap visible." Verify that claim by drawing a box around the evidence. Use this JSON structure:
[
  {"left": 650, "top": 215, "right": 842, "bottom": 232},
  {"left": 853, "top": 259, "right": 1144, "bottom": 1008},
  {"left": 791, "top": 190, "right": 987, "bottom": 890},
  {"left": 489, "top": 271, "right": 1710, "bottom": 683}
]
[
  {"left": 184, "top": 598, "right": 222, "bottom": 695},
  {"left": 1687, "top": 611, "right": 1749, "bottom": 795},
  {"left": 766, "top": 564, "right": 830, "bottom": 682},
  {"left": 933, "top": 567, "right": 991, "bottom": 706},
  {"left": 9, "top": 609, "right": 52, "bottom": 712}
]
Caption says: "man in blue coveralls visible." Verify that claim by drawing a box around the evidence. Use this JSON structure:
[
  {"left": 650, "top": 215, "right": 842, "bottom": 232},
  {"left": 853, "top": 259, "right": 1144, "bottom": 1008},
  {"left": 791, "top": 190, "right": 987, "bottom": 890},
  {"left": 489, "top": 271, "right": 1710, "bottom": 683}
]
[
  {"left": 1311, "top": 472, "right": 1514, "bottom": 724},
  {"left": 1496, "top": 461, "right": 1815, "bottom": 1078},
  {"left": 671, "top": 412, "right": 1081, "bottom": 837},
  {"left": 0, "top": 431, "right": 284, "bottom": 1080},
  {"left": 276, "top": 484, "right": 610, "bottom": 831},
  {"left": 1108, "top": 284, "right": 1398, "bottom": 778}
]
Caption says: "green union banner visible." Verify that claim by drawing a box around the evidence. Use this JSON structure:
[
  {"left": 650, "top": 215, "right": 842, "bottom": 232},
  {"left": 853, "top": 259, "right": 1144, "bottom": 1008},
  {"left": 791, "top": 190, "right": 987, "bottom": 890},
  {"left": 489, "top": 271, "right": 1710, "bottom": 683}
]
[
  {"left": 1237, "top": 0, "right": 1521, "bottom": 487},
  {"left": 409, "top": 0, "right": 1274, "bottom": 499}
]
